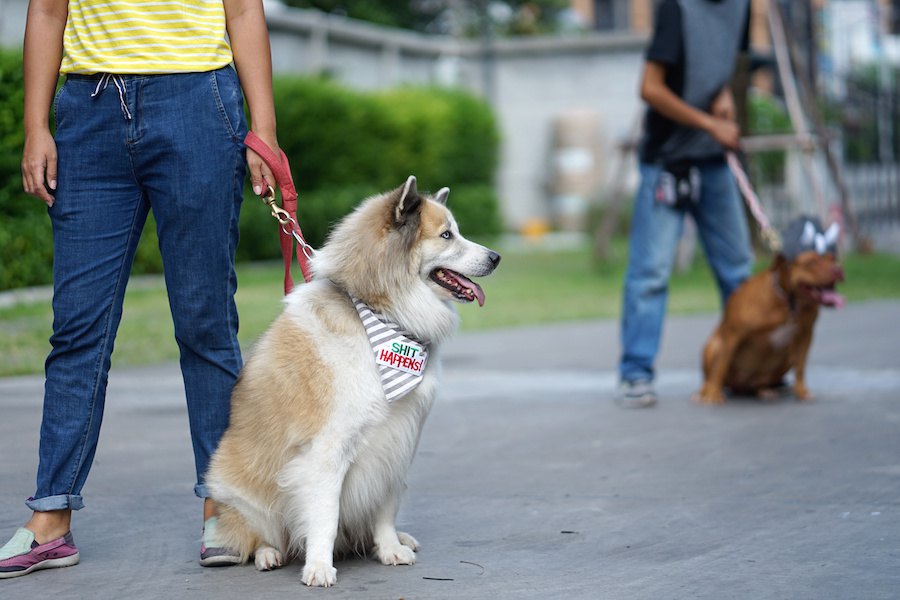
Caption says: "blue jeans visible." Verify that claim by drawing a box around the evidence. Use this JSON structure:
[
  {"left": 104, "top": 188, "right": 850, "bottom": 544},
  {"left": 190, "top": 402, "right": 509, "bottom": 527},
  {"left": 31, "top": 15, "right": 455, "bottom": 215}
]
[
  {"left": 619, "top": 160, "right": 753, "bottom": 383},
  {"left": 27, "top": 67, "right": 247, "bottom": 512}
]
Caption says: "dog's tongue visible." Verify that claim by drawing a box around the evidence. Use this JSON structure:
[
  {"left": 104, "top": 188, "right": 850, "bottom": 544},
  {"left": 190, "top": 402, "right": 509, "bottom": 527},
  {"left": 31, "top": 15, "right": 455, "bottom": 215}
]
[
  {"left": 452, "top": 271, "right": 486, "bottom": 307},
  {"left": 821, "top": 289, "right": 846, "bottom": 308}
]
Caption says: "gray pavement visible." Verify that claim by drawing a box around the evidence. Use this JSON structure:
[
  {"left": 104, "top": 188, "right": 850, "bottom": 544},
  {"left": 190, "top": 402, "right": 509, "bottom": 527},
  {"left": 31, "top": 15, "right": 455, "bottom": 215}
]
[{"left": 2, "top": 300, "right": 899, "bottom": 599}]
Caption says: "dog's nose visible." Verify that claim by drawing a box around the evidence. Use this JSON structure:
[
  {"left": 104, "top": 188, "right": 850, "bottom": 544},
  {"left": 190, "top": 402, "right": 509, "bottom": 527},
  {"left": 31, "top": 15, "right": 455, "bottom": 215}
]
[{"left": 488, "top": 251, "right": 501, "bottom": 267}]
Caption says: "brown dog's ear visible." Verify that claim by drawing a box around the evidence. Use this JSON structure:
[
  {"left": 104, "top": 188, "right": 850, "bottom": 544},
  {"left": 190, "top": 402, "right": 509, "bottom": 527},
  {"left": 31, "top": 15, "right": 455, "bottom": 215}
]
[
  {"left": 769, "top": 253, "right": 788, "bottom": 271},
  {"left": 394, "top": 175, "right": 421, "bottom": 226},
  {"left": 769, "top": 252, "right": 787, "bottom": 271}
]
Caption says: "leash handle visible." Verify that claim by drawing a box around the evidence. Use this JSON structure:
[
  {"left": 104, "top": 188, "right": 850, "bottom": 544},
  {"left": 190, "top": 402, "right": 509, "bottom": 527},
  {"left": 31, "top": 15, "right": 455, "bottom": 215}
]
[
  {"left": 727, "top": 152, "right": 782, "bottom": 253},
  {"left": 244, "top": 131, "right": 313, "bottom": 292}
]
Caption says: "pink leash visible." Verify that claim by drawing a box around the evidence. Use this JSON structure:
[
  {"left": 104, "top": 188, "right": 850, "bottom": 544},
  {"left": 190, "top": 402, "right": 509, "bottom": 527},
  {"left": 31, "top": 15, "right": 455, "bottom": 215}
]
[
  {"left": 244, "top": 132, "right": 314, "bottom": 294},
  {"left": 726, "top": 152, "right": 782, "bottom": 252}
]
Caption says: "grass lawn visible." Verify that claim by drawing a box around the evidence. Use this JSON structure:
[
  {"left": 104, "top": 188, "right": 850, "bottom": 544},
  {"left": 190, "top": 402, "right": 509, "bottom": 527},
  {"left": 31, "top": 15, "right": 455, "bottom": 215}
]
[{"left": 2, "top": 240, "right": 900, "bottom": 377}]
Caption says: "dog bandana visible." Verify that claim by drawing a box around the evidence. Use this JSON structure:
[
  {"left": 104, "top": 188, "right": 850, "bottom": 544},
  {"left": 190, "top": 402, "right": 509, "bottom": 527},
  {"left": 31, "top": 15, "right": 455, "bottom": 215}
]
[{"left": 352, "top": 297, "right": 430, "bottom": 402}]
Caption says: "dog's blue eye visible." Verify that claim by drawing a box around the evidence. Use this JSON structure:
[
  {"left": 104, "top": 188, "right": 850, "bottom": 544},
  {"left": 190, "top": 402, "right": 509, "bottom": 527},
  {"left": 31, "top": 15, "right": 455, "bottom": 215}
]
[{"left": 441, "top": 231, "right": 453, "bottom": 240}]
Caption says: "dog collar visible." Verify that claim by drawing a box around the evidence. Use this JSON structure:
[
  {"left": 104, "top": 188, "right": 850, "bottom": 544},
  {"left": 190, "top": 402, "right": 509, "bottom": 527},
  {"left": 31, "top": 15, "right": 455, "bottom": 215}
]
[
  {"left": 771, "top": 271, "right": 796, "bottom": 313},
  {"left": 351, "top": 296, "right": 430, "bottom": 402}
]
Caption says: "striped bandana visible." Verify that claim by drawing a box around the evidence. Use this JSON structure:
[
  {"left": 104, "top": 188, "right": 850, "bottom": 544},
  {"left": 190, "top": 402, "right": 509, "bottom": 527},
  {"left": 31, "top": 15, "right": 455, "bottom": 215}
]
[{"left": 352, "top": 297, "right": 430, "bottom": 402}]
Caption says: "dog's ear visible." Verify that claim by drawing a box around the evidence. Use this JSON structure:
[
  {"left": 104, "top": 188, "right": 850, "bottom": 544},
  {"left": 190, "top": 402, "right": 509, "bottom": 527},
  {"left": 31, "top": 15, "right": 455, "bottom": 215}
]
[
  {"left": 434, "top": 187, "right": 450, "bottom": 206},
  {"left": 770, "top": 253, "right": 788, "bottom": 271},
  {"left": 394, "top": 175, "right": 421, "bottom": 225}
]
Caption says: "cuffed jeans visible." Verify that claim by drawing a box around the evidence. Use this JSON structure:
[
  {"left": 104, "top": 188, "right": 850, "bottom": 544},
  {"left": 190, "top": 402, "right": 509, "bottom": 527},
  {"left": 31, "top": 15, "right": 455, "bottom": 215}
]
[
  {"left": 27, "top": 67, "right": 247, "bottom": 512},
  {"left": 619, "top": 160, "right": 753, "bottom": 384}
]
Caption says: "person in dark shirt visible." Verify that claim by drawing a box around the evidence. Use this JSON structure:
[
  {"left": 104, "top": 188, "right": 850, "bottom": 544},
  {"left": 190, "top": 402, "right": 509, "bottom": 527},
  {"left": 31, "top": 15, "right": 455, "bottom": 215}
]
[{"left": 616, "top": 0, "right": 754, "bottom": 408}]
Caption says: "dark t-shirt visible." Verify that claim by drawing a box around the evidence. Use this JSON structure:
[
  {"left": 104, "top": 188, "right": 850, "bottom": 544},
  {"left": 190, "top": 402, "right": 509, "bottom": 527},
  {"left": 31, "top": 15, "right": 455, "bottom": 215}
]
[{"left": 640, "top": 0, "right": 750, "bottom": 164}]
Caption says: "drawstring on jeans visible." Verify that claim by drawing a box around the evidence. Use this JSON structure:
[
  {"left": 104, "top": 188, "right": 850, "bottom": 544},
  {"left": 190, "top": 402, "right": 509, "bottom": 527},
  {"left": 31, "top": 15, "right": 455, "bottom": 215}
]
[{"left": 90, "top": 73, "right": 133, "bottom": 120}]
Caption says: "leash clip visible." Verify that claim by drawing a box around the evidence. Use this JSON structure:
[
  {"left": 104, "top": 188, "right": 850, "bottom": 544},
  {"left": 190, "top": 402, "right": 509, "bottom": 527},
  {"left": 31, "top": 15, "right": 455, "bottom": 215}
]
[
  {"left": 260, "top": 185, "right": 293, "bottom": 226},
  {"left": 762, "top": 228, "right": 783, "bottom": 253},
  {"left": 291, "top": 231, "right": 316, "bottom": 261},
  {"left": 261, "top": 184, "right": 317, "bottom": 260},
  {"left": 244, "top": 131, "right": 313, "bottom": 290}
]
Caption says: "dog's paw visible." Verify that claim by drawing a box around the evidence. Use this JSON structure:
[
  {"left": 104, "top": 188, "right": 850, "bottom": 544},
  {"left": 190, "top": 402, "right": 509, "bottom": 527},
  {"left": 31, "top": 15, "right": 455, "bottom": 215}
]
[
  {"left": 376, "top": 541, "right": 417, "bottom": 566},
  {"left": 397, "top": 531, "right": 420, "bottom": 552},
  {"left": 254, "top": 545, "right": 283, "bottom": 571},
  {"left": 793, "top": 384, "right": 814, "bottom": 401},
  {"left": 302, "top": 560, "right": 337, "bottom": 587},
  {"left": 692, "top": 385, "right": 725, "bottom": 405}
]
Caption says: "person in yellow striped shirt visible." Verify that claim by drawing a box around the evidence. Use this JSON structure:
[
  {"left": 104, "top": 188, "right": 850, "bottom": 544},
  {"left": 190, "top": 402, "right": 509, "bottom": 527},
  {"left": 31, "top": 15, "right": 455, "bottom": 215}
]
[{"left": 2, "top": 0, "right": 281, "bottom": 577}]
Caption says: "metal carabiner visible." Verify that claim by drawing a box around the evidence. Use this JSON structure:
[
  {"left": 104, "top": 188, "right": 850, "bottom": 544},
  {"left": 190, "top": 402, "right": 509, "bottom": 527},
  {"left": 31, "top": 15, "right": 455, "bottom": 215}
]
[
  {"left": 260, "top": 185, "right": 292, "bottom": 226},
  {"left": 259, "top": 184, "right": 276, "bottom": 204}
]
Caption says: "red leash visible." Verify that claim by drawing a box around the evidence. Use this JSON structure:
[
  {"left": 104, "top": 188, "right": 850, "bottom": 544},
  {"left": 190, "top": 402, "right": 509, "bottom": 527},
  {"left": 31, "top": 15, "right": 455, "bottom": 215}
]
[{"left": 244, "top": 131, "right": 314, "bottom": 294}]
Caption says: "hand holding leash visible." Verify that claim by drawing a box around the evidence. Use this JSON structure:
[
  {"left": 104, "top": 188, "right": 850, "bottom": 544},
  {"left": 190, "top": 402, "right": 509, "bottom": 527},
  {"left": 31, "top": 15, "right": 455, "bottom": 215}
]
[
  {"left": 245, "top": 130, "right": 279, "bottom": 197},
  {"left": 244, "top": 131, "right": 314, "bottom": 292}
]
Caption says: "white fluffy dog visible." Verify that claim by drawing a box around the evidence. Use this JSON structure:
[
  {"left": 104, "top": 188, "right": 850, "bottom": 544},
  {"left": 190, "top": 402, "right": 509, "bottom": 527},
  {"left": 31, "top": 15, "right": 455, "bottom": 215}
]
[{"left": 205, "top": 176, "right": 500, "bottom": 586}]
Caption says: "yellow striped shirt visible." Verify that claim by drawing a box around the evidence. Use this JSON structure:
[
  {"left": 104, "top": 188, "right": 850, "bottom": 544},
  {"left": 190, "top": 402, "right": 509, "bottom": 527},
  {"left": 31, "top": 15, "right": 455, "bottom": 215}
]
[{"left": 60, "top": 0, "right": 233, "bottom": 74}]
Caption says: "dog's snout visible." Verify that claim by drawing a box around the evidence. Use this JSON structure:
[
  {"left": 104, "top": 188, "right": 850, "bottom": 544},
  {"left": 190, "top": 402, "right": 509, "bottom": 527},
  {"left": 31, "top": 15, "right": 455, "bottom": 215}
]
[{"left": 488, "top": 251, "right": 501, "bottom": 268}]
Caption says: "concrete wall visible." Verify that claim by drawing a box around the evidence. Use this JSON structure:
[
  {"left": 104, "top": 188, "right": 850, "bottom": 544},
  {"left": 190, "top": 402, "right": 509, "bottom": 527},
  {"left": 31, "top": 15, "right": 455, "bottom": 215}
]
[
  {"left": 0, "top": 0, "right": 27, "bottom": 47},
  {"left": 0, "top": 0, "right": 648, "bottom": 231},
  {"left": 488, "top": 36, "right": 644, "bottom": 229},
  {"left": 263, "top": 4, "right": 648, "bottom": 230}
]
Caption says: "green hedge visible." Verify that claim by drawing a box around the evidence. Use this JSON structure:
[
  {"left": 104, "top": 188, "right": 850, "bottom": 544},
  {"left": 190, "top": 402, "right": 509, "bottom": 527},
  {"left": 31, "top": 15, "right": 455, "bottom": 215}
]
[
  {"left": 272, "top": 77, "right": 499, "bottom": 191},
  {"left": 0, "top": 47, "right": 502, "bottom": 290},
  {"left": 237, "top": 77, "right": 502, "bottom": 262},
  {"left": 0, "top": 50, "right": 55, "bottom": 290}
]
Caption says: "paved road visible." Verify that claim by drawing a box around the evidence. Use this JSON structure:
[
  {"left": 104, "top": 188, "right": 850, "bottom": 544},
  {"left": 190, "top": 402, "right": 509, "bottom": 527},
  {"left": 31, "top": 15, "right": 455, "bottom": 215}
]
[{"left": 2, "top": 301, "right": 899, "bottom": 599}]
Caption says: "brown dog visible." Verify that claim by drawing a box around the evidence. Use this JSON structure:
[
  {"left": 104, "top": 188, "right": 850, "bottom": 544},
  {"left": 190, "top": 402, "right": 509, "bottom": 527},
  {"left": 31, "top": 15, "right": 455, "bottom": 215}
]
[{"left": 695, "top": 218, "right": 844, "bottom": 404}]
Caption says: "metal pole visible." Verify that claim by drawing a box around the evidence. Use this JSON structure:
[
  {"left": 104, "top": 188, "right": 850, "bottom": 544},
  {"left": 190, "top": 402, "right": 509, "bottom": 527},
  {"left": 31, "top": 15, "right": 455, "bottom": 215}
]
[{"left": 873, "top": 0, "right": 895, "bottom": 162}]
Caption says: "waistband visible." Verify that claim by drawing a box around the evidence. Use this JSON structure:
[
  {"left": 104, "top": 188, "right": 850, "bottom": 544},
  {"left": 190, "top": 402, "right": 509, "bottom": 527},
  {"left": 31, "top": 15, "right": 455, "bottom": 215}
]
[
  {"left": 65, "top": 69, "right": 225, "bottom": 82},
  {"left": 67, "top": 73, "right": 148, "bottom": 82},
  {"left": 65, "top": 66, "right": 231, "bottom": 81}
]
